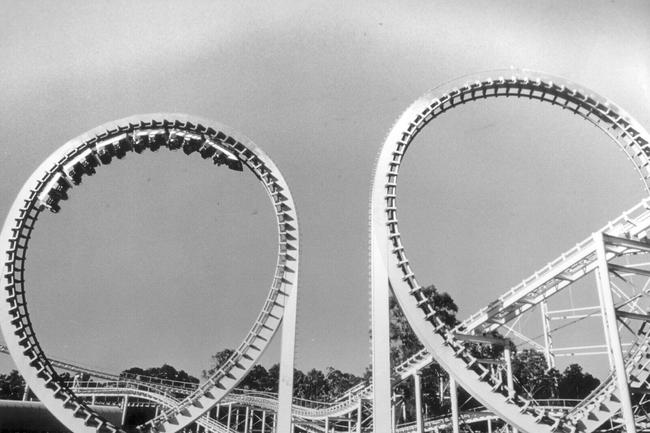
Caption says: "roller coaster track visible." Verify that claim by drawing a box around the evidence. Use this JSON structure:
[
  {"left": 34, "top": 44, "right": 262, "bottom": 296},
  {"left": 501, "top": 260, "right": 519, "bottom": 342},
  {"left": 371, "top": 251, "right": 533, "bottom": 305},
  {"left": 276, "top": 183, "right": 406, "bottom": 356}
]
[
  {"left": 0, "top": 115, "right": 300, "bottom": 433},
  {"left": 4, "top": 195, "right": 650, "bottom": 430},
  {"left": 71, "top": 381, "right": 501, "bottom": 433},
  {"left": 371, "top": 70, "right": 650, "bottom": 433},
  {"left": 5, "top": 192, "right": 650, "bottom": 430},
  {"left": 72, "top": 383, "right": 236, "bottom": 433}
]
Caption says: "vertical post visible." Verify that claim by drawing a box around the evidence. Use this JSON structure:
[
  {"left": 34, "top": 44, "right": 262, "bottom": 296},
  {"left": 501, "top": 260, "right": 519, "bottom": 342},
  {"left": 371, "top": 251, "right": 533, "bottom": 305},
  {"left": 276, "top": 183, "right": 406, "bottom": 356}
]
[
  {"left": 488, "top": 418, "right": 493, "bottom": 433},
  {"left": 277, "top": 276, "right": 299, "bottom": 433},
  {"left": 227, "top": 403, "right": 232, "bottom": 430},
  {"left": 262, "top": 410, "right": 266, "bottom": 433},
  {"left": 595, "top": 262, "right": 615, "bottom": 370},
  {"left": 594, "top": 232, "right": 637, "bottom": 433},
  {"left": 503, "top": 345, "right": 518, "bottom": 433},
  {"left": 540, "top": 301, "right": 555, "bottom": 369},
  {"left": 449, "top": 376, "right": 459, "bottom": 433},
  {"left": 325, "top": 416, "right": 329, "bottom": 433},
  {"left": 244, "top": 406, "right": 250, "bottom": 433},
  {"left": 357, "top": 400, "right": 363, "bottom": 433},
  {"left": 22, "top": 385, "right": 29, "bottom": 401},
  {"left": 413, "top": 372, "right": 424, "bottom": 433},
  {"left": 91, "top": 395, "right": 96, "bottom": 406},
  {"left": 503, "top": 345, "right": 514, "bottom": 399},
  {"left": 371, "top": 205, "right": 392, "bottom": 433},
  {"left": 121, "top": 396, "right": 129, "bottom": 426}
]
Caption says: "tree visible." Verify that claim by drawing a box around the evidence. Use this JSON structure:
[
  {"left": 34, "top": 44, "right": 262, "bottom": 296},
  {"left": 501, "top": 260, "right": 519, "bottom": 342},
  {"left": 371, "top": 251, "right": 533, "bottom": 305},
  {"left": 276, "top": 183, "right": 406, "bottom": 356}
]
[
  {"left": 389, "top": 284, "right": 458, "bottom": 365},
  {"left": 511, "top": 350, "right": 560, "bottom": 399},
  {"left": 122, "top": 364, "right": 198, "bottom": 383},
  {"left": 0, "top": 370, "right": 25, "bottom": 400},
  {"left": 203, "top": 349, "right": 235, "bottom": 379},
  {"left": 240, "top": 365, "right": 275, "bottom": 392},
  {"left": 324, "top": 367, "right": 362, "bottom": 400},
  {"left": 558, "top": 364, "right": 600, "bottom": 399}
]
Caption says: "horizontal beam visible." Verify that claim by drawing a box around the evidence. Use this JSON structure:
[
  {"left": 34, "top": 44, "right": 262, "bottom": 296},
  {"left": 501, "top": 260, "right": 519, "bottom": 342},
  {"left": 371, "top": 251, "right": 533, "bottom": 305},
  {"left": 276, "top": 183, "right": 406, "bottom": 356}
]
[
  {"left": 616, "top": 310, "right": 650, "bottom": 322},
  {"left": 630, "top": 387, "right": 650, "bottom": 395},
  {"left": 452, "top": 332, "right": 509, "bottom": 346},
  {"left": 604, "top": 234, "right": 650, "bottom": 252},
  {"left": 609, "top": 263, "right": 650, "bottom": 278}
]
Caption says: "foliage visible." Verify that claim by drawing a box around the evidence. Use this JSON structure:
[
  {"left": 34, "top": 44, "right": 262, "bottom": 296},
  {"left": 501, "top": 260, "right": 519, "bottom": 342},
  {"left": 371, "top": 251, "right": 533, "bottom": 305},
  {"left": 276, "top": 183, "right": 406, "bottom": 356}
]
[
  {"left": 121, "top": 364, "right": 199, "bottom": 383},
  {"left": 0, "top": 370, "right": 25, "bottom": 400},
  {"left": 558, "top": 364, "right": 600, "bottom": 399},
  {"left": 511, "top": 350, "right": 560, "bottom": 399},
  {"left": 203, "top": 349, "right": 362, "bottom": 402},
  {"left": 389, "top": 284, "right": 458, "bottom": 365}
]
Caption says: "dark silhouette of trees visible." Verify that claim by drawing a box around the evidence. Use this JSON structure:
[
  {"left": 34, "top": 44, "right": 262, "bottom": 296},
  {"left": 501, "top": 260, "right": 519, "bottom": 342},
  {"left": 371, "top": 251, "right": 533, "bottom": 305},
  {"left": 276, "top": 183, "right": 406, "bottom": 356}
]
[
  {"left": 558, "top": 364, "right": 600, "bottom": 399},
  {"left": 0, "top": 370, "right": 25, "bottom": 400},
  {"left": 121, "top": 364, "right": 199, "bottom": 383}
]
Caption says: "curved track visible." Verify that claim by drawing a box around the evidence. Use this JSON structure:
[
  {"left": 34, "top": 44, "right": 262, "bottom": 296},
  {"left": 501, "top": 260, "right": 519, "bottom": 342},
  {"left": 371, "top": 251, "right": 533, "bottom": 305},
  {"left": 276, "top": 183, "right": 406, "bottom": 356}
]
[
  {"left": 0, "top": 114, "right": 300, "bottom": 433},
  {"left": 371, "top": 71, "right": 650, "bottom": 432}
]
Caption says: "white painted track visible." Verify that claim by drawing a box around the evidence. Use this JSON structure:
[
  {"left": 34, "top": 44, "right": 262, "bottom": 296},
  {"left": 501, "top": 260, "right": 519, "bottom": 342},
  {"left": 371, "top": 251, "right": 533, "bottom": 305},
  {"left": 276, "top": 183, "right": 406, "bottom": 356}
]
[{"left": 0, "top": 114, "right": 300, "bottom": 433}]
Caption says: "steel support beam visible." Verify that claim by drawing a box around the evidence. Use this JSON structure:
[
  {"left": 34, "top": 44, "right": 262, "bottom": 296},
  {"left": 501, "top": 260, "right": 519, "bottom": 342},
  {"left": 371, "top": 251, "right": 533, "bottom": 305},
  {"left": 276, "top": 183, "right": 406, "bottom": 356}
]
[
  {"left": 414, "top": 372, "right": 424, "bottom": 433},
  {"left": 371, "top": 217, "right": 392, "bottom": 433},
  {"left": 595, "top": 232, "right": 637, "bottom": 433},
  {"left": 277, "top": 276, "right": 299, "bottom": 433},
  {"left": 450, "top": 376, "right": 459, "bottom": 433},
  {"left": 540, "top": 300, "right": 555, "bottom": 368}
]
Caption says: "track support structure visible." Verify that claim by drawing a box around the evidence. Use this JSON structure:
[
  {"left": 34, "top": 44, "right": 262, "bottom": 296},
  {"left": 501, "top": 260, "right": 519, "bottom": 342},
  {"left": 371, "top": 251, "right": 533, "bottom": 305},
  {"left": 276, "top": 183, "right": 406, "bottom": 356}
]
[{"left": 594, "top": 232, "right": 636, "bottom": 433}]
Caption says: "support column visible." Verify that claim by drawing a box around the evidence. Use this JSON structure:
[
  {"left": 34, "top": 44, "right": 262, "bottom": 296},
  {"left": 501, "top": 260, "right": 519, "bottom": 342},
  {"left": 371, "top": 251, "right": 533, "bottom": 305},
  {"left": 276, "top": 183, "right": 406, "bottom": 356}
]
[
  {"left": 277, "top": 274, "right": 299, "bottom": 433},
  {"left": 262, "top": 410, "right": 266, "bottom": 433},
  {"left": 244, "top": 406, "right": 250, "bottom": 433},
  {"left": 449, "top": 376, "right": 459, "bottom": 433},
  {"left": 371, "top": 211, "right": 392, "bottom": 433},
  {"left": 227, "top": 403, "right": 232, "bottom": 430},
  {"left": 413, "top": 372, "right": 424, "bottom": 433},
  {"left": 503, "top": 345, "right": 518, "bottom": 433},
  {"left": 540, "top": 300, "right": 555, "bottom": 369},
  {"left": 121, "top": 396, "right": 128, "bottom": 427},
  {"left": 488, "top": 418, "right": 493, "bottom": 433},
  {"left": 325, "top": 416, "right": 329, "bottom": 433},
  {"left": 594, "top": 232, "right": 637, "bottom": 433},
  {"left": 357, "top": 400, "right": 363, "bottom": 433},
  {"left": 22, "top": 386, "right": 29, "bottom": 401}
]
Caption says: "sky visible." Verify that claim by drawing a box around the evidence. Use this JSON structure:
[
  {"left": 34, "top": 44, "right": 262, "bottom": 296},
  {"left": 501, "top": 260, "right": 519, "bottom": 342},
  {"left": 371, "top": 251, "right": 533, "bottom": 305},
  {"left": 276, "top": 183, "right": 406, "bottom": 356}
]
[{"left": 0, "top": 1, "right": 649, "bottom": 382}]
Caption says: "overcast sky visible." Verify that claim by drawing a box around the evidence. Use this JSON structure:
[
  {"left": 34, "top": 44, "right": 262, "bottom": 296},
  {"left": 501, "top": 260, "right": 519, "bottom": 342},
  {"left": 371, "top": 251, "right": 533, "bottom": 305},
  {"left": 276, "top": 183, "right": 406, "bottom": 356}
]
[{"left": 0, "top": 1, "right": 649, "bottom": 380}]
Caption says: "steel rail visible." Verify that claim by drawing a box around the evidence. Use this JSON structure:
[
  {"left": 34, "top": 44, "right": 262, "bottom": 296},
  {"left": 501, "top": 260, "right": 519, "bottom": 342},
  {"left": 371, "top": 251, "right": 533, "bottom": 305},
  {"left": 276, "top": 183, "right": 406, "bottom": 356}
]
[
  {"left": 0, "top": 114, "right": 300, "bottom": 433},
  {"left": 371, "top": 70, "right": 650, "bottom": 433}
]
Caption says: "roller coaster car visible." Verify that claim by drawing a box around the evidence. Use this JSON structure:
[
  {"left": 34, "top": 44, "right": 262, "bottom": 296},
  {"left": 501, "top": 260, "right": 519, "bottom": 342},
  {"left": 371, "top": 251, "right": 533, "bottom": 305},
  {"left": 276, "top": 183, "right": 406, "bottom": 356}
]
[
  {"left": 96, "top": 134, "right": 131, "bottom": 163},
  {"left": 45, "top": 173, "right": 71, "bottom": 200},
  {"left": 148, "top": 130, "right": 167, "bottom": 152},
  {"left": 63, "top": 151, "right": 99, "bottom": 184},
  {"left": 167, "top": 130, "right": 183, "bottom": 151},
  {"left": 198, "top": 140, "right": 217, "bottom": 159},
  {"left": 132, "top": 131, "right": 149, "bottom": 153},
  {"left": 96, "top": 146, "right": 113, "bottom": 165},
  {"left": 111, "top": 134, "right": 132, "bottom": 158},
  {"left": 180, "top": 133, "right": 202, "bottom": 155},
  {"left": 38, "top": 193, "right": 61, "bottom": 213}
]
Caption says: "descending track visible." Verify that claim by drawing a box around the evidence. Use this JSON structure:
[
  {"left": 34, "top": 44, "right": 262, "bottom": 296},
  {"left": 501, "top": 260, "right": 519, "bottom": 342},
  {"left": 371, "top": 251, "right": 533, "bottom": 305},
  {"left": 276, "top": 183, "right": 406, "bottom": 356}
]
[
  {"left": 371, "top": 71, "right": 650, "bottom": 432},
  {"left": 0, "top": 115, "right": 300, "bottom": 433}
]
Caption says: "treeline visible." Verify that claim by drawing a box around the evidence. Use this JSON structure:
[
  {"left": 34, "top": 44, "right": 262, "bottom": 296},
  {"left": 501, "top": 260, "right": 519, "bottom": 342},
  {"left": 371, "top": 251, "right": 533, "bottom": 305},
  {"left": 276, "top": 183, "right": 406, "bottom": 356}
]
[
  {"left": 0, "top": 284, "right": 602, "bottom": 424},
  {"left": 389, "top": 285, "right": 601, "bottom": 422},
  {"left": 201, "top": 348, "right": 364, "bottom": 401}
]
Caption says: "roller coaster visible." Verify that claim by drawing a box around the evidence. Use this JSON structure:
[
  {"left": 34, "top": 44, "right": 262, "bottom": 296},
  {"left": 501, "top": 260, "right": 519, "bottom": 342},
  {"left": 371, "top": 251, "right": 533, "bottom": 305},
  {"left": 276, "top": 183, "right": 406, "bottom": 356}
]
[{"left": 1, "top": 71, "right": 650, "bottom": 433}]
